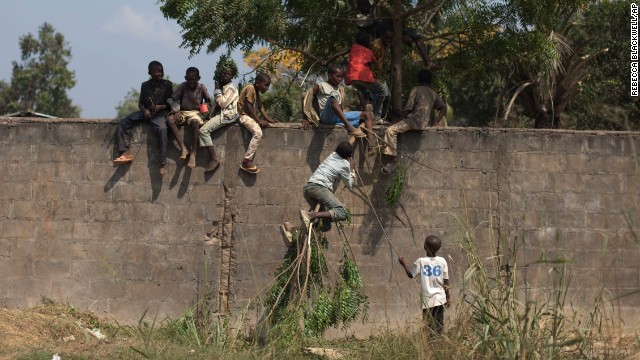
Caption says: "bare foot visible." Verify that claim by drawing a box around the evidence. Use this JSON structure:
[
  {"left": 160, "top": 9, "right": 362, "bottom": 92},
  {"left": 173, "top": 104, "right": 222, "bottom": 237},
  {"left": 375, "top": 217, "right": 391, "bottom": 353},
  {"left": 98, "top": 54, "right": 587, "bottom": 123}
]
[
  {"left": 205, "top": 159, "right": 220, "bottom": 173},
  {"left": 159, "top": 165, "right": 167, "bottom": 176},
  {"left": 187, "top": 153, "right": 196, "bottom": 168},
  {"left": 283, "top": 221, "right": 295, "bottom": 233},
  {"left": 179, "top": 148, "right": 189, "bottom": 161}
]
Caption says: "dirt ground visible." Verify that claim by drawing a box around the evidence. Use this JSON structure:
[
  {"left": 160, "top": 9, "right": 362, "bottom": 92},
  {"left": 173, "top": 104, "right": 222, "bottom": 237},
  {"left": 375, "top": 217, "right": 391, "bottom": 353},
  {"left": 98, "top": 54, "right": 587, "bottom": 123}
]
[
  {"left": 0, "top": 304, "right": 134, "bottom": 360},
  {"left": 2, "top": 304, "right": 640, "bottom": 360}
]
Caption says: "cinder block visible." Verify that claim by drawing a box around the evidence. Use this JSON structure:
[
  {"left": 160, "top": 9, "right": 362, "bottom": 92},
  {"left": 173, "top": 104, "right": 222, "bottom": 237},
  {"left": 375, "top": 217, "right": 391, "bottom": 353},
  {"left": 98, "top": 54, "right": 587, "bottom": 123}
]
[
  {"left": 565, "top": 193, "right": 600, "bottom": 212},
  {"left": 49, "top": 277, "right": 89, "bottom": 299},
  {"left": 33, "top": 181, "right": 74, "bottom": 200},
  {"left": 11, "top": 200, "right": 50, "bottom": 220},
  {"left": 6, "top": 276, "right": 51, "bottom": 298},
  {"left": 0, "top": 182, "right": 33, "bottom": 200},
  {"left": 110, "top": 183, "right": 152, "bottom": 203},
  {"left": 51, "top": 200, "right": 88, "bottom": 220},
  {"left": 0, "top": 258, "right": 33, "bottom": 277},
  {"left": 1, "top": 220, "right": 38, "bottom": 238},
  {"left": 91, "top": 278, "right": 126, "bottom": 298},
  {"left": 34, "top": 259, "right": 72, "bottom": 279}
]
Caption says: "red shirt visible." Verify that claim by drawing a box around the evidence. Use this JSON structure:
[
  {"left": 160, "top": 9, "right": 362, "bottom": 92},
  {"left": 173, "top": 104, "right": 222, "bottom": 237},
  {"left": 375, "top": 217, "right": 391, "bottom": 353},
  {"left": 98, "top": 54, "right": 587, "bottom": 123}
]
[{"left": 345, "top": 44, "right": 376, "bottom": 85}]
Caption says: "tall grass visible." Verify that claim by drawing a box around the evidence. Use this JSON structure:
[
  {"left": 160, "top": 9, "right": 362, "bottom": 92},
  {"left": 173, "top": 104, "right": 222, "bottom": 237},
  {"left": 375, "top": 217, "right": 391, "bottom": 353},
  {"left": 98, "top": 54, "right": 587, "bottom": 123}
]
[{"left": 109, "top": 212, "right": 638, "bottom": 359}]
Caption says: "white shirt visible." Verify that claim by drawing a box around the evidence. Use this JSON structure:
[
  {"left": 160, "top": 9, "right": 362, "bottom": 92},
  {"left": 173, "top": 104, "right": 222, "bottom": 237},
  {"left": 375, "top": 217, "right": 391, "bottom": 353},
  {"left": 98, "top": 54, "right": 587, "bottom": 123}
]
[
  {"left": 316, "top": 82, "right": 342, "bottom": 110},
  {"left": 410, "top": 256, "right": 448, "bottom": 309},
  {"left": 213, "top": 83, "right": 239, "bottom": 121}
]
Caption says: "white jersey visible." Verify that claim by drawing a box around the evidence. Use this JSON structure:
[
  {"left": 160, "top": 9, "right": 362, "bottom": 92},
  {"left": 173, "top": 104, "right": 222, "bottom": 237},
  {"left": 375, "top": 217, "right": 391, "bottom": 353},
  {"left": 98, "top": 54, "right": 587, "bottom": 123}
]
[{"left": 410, "top": 256, "right": 448, "bottom": 309}]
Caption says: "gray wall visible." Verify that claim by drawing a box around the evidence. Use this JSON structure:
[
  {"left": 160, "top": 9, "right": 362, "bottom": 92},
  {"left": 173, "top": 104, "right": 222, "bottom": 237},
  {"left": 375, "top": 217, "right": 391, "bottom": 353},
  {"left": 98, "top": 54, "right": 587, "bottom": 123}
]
[{"left": 1, "top": 118, "right": 639, "bottom": 333}]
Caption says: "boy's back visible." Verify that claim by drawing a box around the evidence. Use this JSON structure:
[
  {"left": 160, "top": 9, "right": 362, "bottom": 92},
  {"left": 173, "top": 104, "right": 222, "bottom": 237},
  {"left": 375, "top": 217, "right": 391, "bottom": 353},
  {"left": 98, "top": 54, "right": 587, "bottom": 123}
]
[
  {"left": 404, "top": 85, "right": 445, "bottom": 129},
  {"left": 410, "top": 255, "right": 448, "bottom": 309}
]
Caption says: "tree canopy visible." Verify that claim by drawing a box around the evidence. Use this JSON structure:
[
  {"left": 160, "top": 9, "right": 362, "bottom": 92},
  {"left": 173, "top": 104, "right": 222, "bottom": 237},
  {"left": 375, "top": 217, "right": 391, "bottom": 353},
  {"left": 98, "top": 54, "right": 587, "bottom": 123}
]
[
  {"left": 160, "top": 0, "right": 636, "bottom": 130},
  {"left": 0, "top": 22, "right": 80, "bottom": 118}
]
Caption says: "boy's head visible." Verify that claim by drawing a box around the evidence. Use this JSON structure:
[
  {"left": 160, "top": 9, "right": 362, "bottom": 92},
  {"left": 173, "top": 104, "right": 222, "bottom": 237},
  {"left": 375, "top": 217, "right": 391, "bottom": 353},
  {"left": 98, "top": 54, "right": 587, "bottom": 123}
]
[
  {"left": 417, "top": 69, "right": 433, "bottom": 86},
  {"left": 335, "top": 141, "right": 353, "bottom": 160},
  {"left": 185, "top": 67, "right": 201, "bottom": 90},
  {"left": 254, "top": 73, "right": 271, "bottom": 93},
  {"left": 327, "top": 66, "right": 344, "bottom": 87},
  {"left": 355, "top": 31, "right": 371, "bottom": 48},
  {"left": 423, "top": 235, "right": 442, "bottom": 256},
  {"left": 214, "top": 55, "right": 239, "bottom": 84},
  {"left": 148, "top": 61, "right": 164, "bottom": 81}
]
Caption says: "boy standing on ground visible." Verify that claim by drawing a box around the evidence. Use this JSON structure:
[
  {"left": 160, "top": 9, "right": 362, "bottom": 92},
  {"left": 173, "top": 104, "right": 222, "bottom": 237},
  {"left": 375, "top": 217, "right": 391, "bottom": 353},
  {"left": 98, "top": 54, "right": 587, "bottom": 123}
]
[
  {"left": 302, "top": 66, "right": 373, "bottom": 145},
  {"left": 167, "top": 67, "right": 211, "bottom": 169},
  {"left": 398, "top": 235, "right": 451, "bottom": 336},
  {"left": 113, "top": 61, "right": 173, "bottom": 175},
  {"left": 380, "top": 69, "right": 446, "bottom": 175},
  {"left": 298, "top": 141, "right": 356, "bottom": 232},
  {"left": 236, "top": 73, "right": 277, "bottom": 174},
  {"left": 199, "top": 57, "right": 240, "bottom": 172}
]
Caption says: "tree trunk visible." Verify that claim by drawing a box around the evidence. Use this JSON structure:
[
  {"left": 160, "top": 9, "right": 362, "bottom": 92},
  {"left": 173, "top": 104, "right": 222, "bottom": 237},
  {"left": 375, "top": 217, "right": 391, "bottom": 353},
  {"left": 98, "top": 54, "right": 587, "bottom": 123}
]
[{"left": 390, "top": 0, "right": 404, "bottom": 121}]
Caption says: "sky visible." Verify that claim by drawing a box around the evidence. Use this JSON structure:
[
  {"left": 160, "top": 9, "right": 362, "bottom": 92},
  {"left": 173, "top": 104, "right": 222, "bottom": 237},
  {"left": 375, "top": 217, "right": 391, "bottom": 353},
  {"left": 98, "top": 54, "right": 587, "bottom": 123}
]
[{"left": 0, "top": 0, "right": 251, "bottom": 119}]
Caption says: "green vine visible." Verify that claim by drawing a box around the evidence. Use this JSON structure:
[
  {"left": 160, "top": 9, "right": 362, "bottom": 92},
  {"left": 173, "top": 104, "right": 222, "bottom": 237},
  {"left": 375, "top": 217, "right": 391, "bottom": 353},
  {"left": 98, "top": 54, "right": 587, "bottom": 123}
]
[
  {"left": 260, "top": 222, "right": 368, "bottom": 341},
  {"left": 384, "top": 164, "right": 404, "bottom": 206}
]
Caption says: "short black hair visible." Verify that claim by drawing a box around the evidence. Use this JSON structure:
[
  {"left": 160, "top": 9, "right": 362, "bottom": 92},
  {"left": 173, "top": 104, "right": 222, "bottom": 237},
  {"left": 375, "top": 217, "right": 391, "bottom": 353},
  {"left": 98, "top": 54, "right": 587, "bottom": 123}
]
[
  {"left": 424, "top": 235, "right": 442, "bottom": 252},
  {"left": 335, "top": 141, "right": 353, "bottom": 160},
  {"left": 417, "top": 69, "right": 432, "bottom": 85},
  {"left": 148, "top": 60, "right": 163, "bottom": 72},
  {"left": 255, "top": 72, "right": 271, "bottom": 84},
  {"left": 327, "top": 65, "right": 342, "bottom": 76},
  {"left": 355, "top": 31, "right": 370, "bottom": 47},
  {"left": 186, "top": 67, "right": 200, "bottom": 78}
]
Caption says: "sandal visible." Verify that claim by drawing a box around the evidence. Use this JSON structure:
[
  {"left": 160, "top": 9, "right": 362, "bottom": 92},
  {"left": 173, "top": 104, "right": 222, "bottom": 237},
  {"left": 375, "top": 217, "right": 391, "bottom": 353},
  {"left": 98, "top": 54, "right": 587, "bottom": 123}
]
[
  {"left": 280, "top": 223, "right": 293, "bottom": 247},
  {"left": 381, "top": 163, "right": 396, "bottom": 175},
  {"left": 240, "top": 163, "right": 260, "bottom": 174},
  {"left": 112, "top": 154, "right": 133, "bottom": 165},
  {"left": 348, "top": 128, "right": 367, "bottom": 138}
]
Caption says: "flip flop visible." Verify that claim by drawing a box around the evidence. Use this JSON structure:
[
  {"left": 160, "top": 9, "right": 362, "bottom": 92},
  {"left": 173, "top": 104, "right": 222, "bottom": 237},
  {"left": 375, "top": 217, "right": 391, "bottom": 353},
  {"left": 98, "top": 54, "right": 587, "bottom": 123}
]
[
  {"left": 280, "top": 224, "right": 293, "bottom": 247},
  {"left": 348, "top": 128, "right": 367, "bottom": 138},
  {"left": 112, "top": 154, "right": 133, "bottom": 165},
  {"left": 240, "top": 163, "right": 260, "bottom": 174},
  {"left": 381, "top": 163, "right": 396, "bottom": 175}
]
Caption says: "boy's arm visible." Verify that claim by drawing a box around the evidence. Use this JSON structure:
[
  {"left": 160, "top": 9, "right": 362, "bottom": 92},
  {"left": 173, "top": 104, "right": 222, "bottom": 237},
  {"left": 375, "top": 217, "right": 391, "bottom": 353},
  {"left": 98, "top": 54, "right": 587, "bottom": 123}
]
[
  {"left": 215, "top": 83, "right": 238, "bottom": 109},
  {"left": 243, "top": 100, "right": 264, "bottom": 125},
  {"left": 260, "top": 103, "right": 277, "bottom": 124},
  {"left": 138, "top": 83, "right": 152, "bottom": 118},
  {"left": 432, "top": 98, "right": 447, "bottom": 126},
  {"left": 398, "top": 257, "right": 414, "bottom": 279},
  {"left": 330, "top": 98, "right": 350, "bottom": 125},
  {"left": 444, "top": 278, "right": 451, "bottom": 307}
]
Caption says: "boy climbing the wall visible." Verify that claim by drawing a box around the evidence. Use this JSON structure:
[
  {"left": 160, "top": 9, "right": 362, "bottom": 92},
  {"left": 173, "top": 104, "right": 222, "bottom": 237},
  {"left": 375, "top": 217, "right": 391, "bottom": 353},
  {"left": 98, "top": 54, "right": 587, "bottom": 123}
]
[
  {"left": 167, "top": 67, "right": 211, "bottom": 169},
  {"left": 380, "top": 69, "right": 446, "bottom": 174},
  {"left": 112, "top": 61, "right": 173, "bottom": 175},
  {"left": 398, "top": 235, "right": 451, "bottom": 337},
  {"left": 298, "top": 141, "right": 355, "bottom": 233},
  {"left": 237, "top": 73, "right": 277, "bottom": 174}
]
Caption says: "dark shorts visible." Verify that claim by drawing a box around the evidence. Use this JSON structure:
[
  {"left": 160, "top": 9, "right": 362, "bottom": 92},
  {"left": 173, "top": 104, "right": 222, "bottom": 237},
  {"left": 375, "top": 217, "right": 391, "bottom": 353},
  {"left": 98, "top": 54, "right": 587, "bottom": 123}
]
[{"left": 422, "top": 305, "right": 444, "bottom": 335}]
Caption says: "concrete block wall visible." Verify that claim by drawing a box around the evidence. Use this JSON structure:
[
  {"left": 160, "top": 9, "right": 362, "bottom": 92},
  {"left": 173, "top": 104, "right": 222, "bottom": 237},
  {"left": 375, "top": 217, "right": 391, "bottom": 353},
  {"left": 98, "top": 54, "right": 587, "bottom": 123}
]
[{"left": 0, "top": 117, "right": 639, "bottom": 333}]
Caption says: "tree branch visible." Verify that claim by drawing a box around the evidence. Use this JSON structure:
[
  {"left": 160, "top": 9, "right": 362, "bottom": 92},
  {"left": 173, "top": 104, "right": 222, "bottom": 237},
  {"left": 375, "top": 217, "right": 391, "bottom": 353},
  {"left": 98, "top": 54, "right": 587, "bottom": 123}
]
[
  {"left": 245, "top": 28, "right": 325, "bottom": 65},
  {"left": 400, "top": 0, "right": 443, "bottom": 20},
  {"left": 245, "top": 27, "right": 348, "bottom": 67}
]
